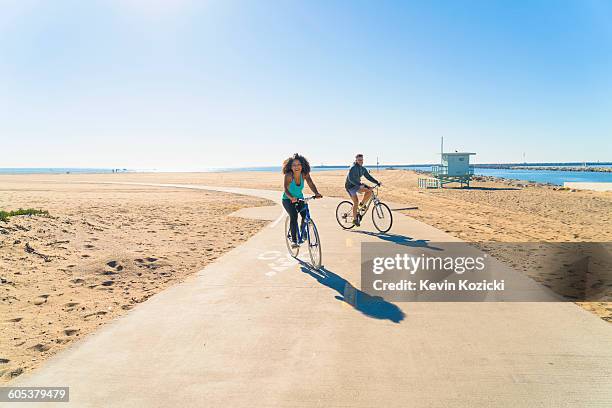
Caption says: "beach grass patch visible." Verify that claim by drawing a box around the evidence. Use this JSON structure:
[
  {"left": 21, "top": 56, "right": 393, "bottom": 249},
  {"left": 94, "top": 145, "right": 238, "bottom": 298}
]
[{"left": 0, "top": 208, "right": 50, "bottom": 222}]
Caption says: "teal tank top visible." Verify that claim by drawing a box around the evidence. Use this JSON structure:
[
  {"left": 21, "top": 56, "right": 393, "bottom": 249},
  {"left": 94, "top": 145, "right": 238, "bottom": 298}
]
[{"left": 283, "top": 174, "right": 304, "bottom": 200}]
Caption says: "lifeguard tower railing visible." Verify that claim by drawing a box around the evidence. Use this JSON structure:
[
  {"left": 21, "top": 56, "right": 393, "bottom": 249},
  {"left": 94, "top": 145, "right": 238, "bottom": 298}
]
[
  {"left": 431, "top": 165, "right": 475, "bottom": 176},
  {"left": 431, "top": 165, "right": 475, "bottom": 187}
]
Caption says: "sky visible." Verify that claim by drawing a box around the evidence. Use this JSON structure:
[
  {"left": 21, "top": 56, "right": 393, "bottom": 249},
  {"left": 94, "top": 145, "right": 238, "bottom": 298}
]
[{"left": 1, "top": 0, "right": 611, "bottom": 169}]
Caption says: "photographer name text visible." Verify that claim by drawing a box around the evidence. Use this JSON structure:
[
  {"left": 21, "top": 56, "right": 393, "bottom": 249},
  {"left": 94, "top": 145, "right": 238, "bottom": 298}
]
[{"left": 372, "top": 279, "right": 505, "bottom": 292}]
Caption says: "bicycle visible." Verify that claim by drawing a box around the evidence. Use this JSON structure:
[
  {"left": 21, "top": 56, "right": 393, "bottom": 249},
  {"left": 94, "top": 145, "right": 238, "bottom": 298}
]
[
  {"left": 284, "top": 196, "right": 322, "bottom": 269},
  {"left": 335, "top": 185, "right": 393, "bottom": 233}
]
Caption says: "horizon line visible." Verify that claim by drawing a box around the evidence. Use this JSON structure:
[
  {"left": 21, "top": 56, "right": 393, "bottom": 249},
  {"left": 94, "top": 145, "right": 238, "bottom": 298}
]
[{"left": 1, "top": 161, "right": 612, "bottom": 173}]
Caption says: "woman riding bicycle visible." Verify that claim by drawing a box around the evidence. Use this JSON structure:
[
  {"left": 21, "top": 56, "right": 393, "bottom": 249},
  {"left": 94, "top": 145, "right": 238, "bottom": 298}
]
[{"left": 282, "top": 153, "right": 322, "bottom": 248}]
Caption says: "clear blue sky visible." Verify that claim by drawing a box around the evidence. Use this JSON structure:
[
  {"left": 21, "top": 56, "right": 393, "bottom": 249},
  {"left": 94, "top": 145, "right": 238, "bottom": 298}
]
[{"left": 1, "top": 0, "right": 610, "bottom": 169}]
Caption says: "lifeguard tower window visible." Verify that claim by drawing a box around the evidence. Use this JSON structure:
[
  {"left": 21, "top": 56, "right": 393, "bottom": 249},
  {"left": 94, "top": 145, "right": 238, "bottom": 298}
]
[{"left": 430, "top": 152, "right": 476, "bottom": 188}]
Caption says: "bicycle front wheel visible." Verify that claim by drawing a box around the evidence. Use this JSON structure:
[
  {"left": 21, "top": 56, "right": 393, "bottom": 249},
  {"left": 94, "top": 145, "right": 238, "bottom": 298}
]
[
  {"left": 307, "top": 220, "right": 322, "bottom": 269},
  {"left": 285, "top": 216, "right": 299, "bottom": 257},
  {"left": 335, "top": 201, "right": 356, "bottom": 229},
  {"left": 372, "top": 202, "right": 393, "bottom": 233}
]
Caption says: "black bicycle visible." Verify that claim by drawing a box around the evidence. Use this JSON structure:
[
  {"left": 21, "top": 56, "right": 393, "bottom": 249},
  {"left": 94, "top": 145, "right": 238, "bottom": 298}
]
[
  {"left": 335, "top": 185, "right": 393, "bottom": 233},
  {"left": 284, "top": 196, "right": 322, "bottom": 269}
]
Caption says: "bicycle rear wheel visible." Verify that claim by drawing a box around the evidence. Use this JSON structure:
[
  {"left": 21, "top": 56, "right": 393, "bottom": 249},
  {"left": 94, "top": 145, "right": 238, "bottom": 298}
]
[
  {"left": 307, "top": 220, "right": 322, "bottom": 269},
  {"left": 372, "top": 202, "right": 393, "bottom": 233},
  {"left": 335, "top": 201, "right": 356, "bottom": 229},
  {"left": 285, "top": 216, "right": 299, "bottom": 257}
]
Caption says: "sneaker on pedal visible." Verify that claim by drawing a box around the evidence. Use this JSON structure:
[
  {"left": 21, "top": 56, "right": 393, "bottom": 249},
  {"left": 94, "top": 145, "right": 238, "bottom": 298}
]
[
  {"left": 353, "top": 218, "right": 360, "bottom": 227},
  {"left": 291, "top": 242, "right": 300, "bottom": 249}
]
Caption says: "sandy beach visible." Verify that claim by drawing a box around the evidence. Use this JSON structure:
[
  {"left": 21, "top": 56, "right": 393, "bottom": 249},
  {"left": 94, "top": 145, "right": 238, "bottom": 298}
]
[
  {"left": 1, "top": 178, "right": 272, "bottom": 381},
  {"left": 88, "top": 169, "right": 609, "bottom": 242},
  {"left": 1, "top": 170, "right": 611, "bottom": 382}
]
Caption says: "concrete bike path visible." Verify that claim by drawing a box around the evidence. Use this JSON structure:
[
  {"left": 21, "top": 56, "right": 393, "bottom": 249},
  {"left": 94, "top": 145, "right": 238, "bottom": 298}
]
[{"left": 11, "top": 183, "right": 612, "bottom": 407}]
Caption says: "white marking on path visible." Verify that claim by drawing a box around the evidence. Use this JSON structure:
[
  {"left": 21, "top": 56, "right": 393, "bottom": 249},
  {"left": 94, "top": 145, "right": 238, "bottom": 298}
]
[
  {"left": 257, "top": 251, "right": 283, "bottom": 260},
  {"left": 270, "top": 210, "right": 286, "bottom": 228},
  {"left": 258, "top": 251, "right": 298, "bottom": 278}
]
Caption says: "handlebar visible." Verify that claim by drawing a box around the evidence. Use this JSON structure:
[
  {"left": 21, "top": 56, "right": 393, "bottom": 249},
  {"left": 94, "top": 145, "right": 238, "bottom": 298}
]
[{"left": 297, "top": 195, "right": 319, "bottom": 203}]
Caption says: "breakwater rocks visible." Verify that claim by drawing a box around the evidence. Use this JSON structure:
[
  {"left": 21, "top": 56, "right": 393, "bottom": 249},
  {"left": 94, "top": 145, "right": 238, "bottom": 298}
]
[{"left": 471, "top": 175, "right": 556, "bottom": 188}]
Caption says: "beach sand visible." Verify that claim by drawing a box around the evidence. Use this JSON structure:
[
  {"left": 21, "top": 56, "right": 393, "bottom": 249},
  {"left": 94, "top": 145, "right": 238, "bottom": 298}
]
[
  {"left": 1, "top": 170, "right": 611, "bottom": 381},
  {"left": 73, "top": 170, "right": 611, "bottom": 316},
  {"left": 0, "top": 179, "right": 271, "bottom": 382},
  {"left": 82, "top": 169, "right": 609, "bottom": 241}
]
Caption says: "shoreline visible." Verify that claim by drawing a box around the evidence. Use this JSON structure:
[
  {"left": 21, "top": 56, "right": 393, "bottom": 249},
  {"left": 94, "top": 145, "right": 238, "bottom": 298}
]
[
  {"left": 3, "top": 163, "right": 612, "bottom": 175},
  {"left": 0, "top": 170, "right": 587, "bottom": 188},
  {"left": 412, "top": 169, "right": 560, "bottom": 187},
  {"left": 414, "top": 169, "right": 612, "bottom": 187}
]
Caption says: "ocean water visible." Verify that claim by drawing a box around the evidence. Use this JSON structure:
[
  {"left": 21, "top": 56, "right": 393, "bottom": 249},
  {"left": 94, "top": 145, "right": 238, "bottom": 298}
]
[
  {"left": 0, "top": 168, "right": 118, "bottom": 175},
  {"left": 395, "top": 166, "right": 612, "bottom": 185},
  {"left": 340, "top": 165, "right": 612, "bottom": 185},
  {"left": 2, "top": 165, "right": 611, "bottom": 186},
  {"left": 471, "top": 168, "right": 612, "bottom": 185}
]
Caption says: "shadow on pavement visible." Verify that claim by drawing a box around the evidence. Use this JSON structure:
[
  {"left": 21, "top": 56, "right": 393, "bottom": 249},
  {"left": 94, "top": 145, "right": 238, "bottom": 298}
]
[
  {"left": 298, "top": 260, "right": 405, "bottom": 323},
  {"left": 349, "top": 230, "right": 444, "bottom": 250}
]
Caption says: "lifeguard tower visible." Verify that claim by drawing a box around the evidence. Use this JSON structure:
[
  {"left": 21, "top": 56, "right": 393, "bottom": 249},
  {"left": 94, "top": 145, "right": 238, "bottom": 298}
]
[{"left": 418, "top": 151, "right": 476, "bottom": 188}]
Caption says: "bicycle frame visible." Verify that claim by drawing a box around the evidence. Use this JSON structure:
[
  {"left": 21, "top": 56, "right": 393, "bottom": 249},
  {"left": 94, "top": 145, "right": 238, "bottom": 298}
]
[
  {"left": 285, "top": 195, "right": 322, "bottom": 268},
  {"left": 336, "top": 185, "right": 392, "bottom": 233},
  {"left": 359, "top": 186, "right": 381, "bottom": 215},
  {"left": 292, "top": 197, "right": 315, "bottom": 243}
]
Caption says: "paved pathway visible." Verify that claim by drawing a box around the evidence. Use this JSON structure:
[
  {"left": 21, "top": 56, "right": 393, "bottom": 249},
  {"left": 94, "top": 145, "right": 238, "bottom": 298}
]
[{"left": 11, "top": 184, "right": 612, "bottom": 407}]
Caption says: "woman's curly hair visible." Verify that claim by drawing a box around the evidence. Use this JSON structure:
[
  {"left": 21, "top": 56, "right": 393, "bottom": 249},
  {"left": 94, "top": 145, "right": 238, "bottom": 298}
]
[{"left": 282, "top": 153, "right": 311, "bottom": 175}]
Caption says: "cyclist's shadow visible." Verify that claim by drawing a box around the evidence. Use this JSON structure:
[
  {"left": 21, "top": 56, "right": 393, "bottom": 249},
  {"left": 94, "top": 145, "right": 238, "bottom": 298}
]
[
  {"left": 298, "top": 260, "right": 405, "bottom": 323},
  {"left": 350, "top": 230, "right": 443, "bottom": 250}
]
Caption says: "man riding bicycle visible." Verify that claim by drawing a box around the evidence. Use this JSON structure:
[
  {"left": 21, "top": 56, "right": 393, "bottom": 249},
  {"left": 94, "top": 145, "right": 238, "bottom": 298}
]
[{"left": 345, "top": 154, "right": 381, "bottom": 226}]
